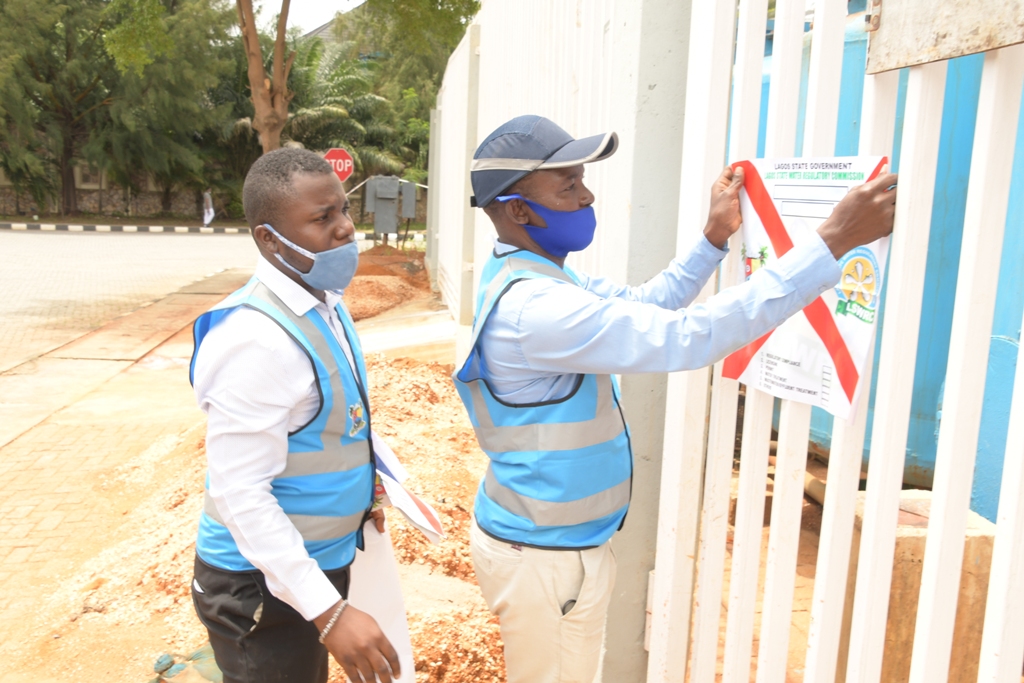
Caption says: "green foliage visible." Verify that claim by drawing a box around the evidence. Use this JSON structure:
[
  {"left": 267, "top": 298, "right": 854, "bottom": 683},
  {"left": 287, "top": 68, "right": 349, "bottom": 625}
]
[
  {"left": 331, "top": 0, "right": 480, "bottom": 183},
  {"left": 0, "top": 0, "right": 233, "bottom": 213},
  {"left": 0, "top": 0, "right": 477, "bottom": 215},
  {"left": 102, "top": 0, "right": 174, "bottom": 76}
]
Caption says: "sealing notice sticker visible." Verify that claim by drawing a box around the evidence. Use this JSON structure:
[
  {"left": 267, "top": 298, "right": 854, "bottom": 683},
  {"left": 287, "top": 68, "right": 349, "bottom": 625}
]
[{"left": 722, "top": 156, "right": 890, "bottom": 420}]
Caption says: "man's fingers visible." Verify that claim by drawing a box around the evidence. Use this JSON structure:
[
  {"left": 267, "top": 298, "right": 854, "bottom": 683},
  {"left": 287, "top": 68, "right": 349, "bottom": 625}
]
[
  {"left": 867, "top": 171, "right": 897, "bottom": 193},
  {"left": 353, "top": 654, "right": 380, "bottom": 683},
  {"left": 380, "top": 636, "right": 402, "bottom": 679},
  {"left": 730, "top": 165, "right": 745, "bottom": 189},
  {"left": 371, "top": 650, "right": 396, "bottom": 682},
  {"left": 341, "top": 660, "right": 365, "bottom": 683}
]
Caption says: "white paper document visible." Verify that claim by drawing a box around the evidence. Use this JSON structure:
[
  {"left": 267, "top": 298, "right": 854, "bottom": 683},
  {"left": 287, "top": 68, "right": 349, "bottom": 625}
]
[
  {"left": 349, "top": 522, "right": 414, "bottom": 681},
  {"left": 371, "top": 432, "right": 446, "bottom": 545},
  {"left": 722, "top": 156, "right": 890, "bottom": 419}
]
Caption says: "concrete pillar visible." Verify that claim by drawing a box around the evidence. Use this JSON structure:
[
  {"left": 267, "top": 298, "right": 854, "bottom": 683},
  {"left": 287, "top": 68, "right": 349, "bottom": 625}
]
[
  {"left": 457, "top": 24, "right": 481, "bottom": 330},
  {"left": 601, "top": 1, "right": 692, "bottom": 680},
  {"left": 425, "top": 107, "right": 441, "bottom": 291},
  {"left": 836, "top": 490, "right": 996, "bottom": 683}
]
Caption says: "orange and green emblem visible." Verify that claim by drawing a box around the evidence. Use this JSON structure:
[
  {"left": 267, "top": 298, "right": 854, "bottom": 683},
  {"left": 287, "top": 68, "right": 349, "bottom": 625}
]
[{"left": 835, "top": 247, "right": 880, "bottom": 323}]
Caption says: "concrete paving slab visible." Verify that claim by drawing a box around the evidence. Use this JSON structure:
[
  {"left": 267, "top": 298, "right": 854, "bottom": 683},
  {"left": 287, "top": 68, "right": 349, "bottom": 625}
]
[
  {"left": 49, "top": 293, "right": 227, "bottom": 361},
  {"left": 0, "top": 232, "right": 257, "bottom": 372},
  {"left": 174, "top": 268, "right": 252, "bottom": 295},
  {"left": 0, "top": 358, "right": 131, "bottom": 449},
  {"left": 356, "top": 297, "right": 456, "bottom": 364}
]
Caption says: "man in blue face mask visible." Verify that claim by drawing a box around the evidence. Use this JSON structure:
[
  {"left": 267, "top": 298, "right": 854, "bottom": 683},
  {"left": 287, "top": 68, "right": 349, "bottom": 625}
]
[
  {"left": 455, "top": 115, "right": 897, "bottom": 683},
  {"left": 188, "top": 148, "right": 404, "bottom": 683}
]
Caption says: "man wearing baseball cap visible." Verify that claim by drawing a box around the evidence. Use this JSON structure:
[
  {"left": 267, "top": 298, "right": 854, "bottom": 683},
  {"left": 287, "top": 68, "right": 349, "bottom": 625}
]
[{"left": 453, "top": 115, "right": 897, "bottom": 682}]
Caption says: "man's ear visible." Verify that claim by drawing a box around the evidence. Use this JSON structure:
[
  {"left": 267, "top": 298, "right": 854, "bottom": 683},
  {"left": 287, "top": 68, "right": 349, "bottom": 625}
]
[
  {"left": 253, "top": 225, "right": 279, "bottom": 253},
  {"left": 506, "top": 199, "right": 531, "bottom": 226}
]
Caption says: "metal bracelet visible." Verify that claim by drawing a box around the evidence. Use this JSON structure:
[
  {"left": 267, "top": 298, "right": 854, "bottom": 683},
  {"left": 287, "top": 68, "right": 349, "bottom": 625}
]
[{"left": 318, "top": 599, "right": 348, "bottom": 644}]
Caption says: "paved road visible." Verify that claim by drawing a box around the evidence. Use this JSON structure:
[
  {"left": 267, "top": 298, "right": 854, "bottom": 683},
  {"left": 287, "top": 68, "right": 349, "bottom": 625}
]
[{"left": 0, "top": 231, "right": 258, "bottom": 372}]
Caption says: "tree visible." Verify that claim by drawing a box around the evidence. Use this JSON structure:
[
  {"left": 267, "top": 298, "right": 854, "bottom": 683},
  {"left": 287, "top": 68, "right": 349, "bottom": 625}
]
[
  {"left": 236, "top": 0, "right": 295, "bottom": 153},
  {"left": 0, "top": 0, "right": 234, "bottom": 215},
  {"left": 0, "top": 0, "right": 122, "bottom": 214},
  {"left": 285, "top": 38, "right": 403, "bottom": 178},
  {"left": 89, "top": 0, "right": 234, "bottom": 212},
  {"left": 331, "top": 0, "right": 479, "bottom": 184}
]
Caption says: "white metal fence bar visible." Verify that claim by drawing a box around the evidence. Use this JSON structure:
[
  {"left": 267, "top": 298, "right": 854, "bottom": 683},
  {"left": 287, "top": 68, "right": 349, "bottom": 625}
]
[
  {"left": 723, "top": 388, "right": 775, "bottom": 683},
  {"left": 759, "top": 0, "right": 850, "bottom": 676},
  {"left": 688, "top": 0, "right": 763, "bottom": 666},
  {"left": 690, "top": 359, "right": 740, "bottom": 683},
  {"left": 803, "top": 68, "right": 900, "bottom": 683},
  {"left": 762, "top": 0, "right": 805, "bottom": 160},
  {"left": 753, "top": 0, "right": 811, "bottom": 680},
  {"left": 977, "top": 282, "right": 1024, "bottom": 683},
  {"left": 719, "top": 0, "right": 771, "bottom": 679},
  {"left": 845, "top": 58, "right": 949, "bottom": 683},
  {"left": 757, "top": 403, "right": 814, "bottom": 683},
  {"left": 907, "top": 43, "right": 1024, "bottom": 683},
  {"left": 802, "top": 0, "right": 847, "bottom": 155},
  {"left": 646, "top": 0, "right": 736, "bottom": 678}
]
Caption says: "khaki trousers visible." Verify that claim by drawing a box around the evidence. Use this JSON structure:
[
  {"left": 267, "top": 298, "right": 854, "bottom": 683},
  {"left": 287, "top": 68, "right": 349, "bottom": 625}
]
[{"left": 470, "top": 519, "right": 617, "bottom": 683}]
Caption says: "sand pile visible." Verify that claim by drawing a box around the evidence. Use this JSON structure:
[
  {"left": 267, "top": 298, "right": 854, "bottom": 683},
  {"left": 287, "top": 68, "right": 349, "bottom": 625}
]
[
  {"left": 346, "top": 246, "right": 432, "bottom": 321},
  {"left": 31, "top": 351, "right": 504, "bottom": 682}
]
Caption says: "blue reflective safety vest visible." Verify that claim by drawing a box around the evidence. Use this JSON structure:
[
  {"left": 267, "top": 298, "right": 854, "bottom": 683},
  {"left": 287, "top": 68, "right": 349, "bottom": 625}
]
[
  {"left": 454, "top": 249, "right": 633, "bottom": 549},
  {"left": 189, "top": 277, "right": 375, "bottom": 572}
]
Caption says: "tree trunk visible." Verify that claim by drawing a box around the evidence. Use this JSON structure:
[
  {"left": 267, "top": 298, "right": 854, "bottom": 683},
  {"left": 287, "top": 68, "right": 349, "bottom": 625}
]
[
  {"left": 161, "top": 183, "right": 173, "bottom": 212},
  {"left": 59, "top": 134, "right": 77, "bottom": 216},
  {"left": 237, "top": 0, "right": 295, "bottom": 154}
]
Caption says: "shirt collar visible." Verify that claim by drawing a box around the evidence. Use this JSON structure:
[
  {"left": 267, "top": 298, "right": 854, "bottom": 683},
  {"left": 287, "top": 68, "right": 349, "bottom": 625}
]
[
  {"left": 493, "top": 238, "right": 518, "bottom": 255},
  {"left": 255, "top": 255, "right": 323, "bottom": 317}
]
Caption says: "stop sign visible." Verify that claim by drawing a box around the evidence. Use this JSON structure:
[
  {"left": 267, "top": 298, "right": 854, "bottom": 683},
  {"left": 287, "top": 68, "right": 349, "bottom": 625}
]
[{"left": 324, "top": 148, "right": 354, "bottom": 183}]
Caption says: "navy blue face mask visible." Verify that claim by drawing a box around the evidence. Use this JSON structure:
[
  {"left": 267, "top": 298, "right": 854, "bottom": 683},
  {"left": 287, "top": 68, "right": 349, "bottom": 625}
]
[{"left": 495, "top": 194, "right": 597, "bottom": 258}]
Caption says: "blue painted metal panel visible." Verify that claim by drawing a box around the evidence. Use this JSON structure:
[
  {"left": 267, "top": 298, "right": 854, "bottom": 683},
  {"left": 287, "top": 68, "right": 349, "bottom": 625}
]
[
  {"left": 971, "top": 79, "right": 1024, "bottom": 521},
  {"left": 901, "top": 53, "right": 985, "bottom": 487}
]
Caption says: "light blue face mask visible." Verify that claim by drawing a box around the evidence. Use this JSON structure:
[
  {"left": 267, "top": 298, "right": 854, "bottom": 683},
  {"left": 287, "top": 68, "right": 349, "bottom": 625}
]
[
  {"left": 495, "top": 194, "right": 597, "bottom": 258},
  {"left": 261, "top": 223, "right": 359, "bottom": 293}
]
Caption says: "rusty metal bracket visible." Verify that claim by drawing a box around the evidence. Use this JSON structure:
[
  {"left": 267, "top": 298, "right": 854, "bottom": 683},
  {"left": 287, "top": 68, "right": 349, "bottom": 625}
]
[{"left": 865, "top": 0, "right": 882, "bottom": 32}]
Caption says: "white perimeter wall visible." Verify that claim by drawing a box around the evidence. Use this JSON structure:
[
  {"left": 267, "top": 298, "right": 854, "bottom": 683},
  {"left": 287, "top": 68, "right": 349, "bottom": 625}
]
[
  {"left": 433, "top": 0, "right": 693, "bottom": 325},
  {"left": 429, "top": 1, "right": 693, "bottom": 679}
]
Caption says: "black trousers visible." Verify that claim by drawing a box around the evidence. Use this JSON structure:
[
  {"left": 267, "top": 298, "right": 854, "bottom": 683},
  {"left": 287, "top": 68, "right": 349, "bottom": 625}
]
[{"left": 191, "top": 554, "right": 350, "bottom": 683}]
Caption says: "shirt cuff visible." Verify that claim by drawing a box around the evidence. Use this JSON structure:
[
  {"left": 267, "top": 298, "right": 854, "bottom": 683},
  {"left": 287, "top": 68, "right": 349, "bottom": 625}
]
[
  {"left": 775, "top": 231, "right": 842, "bottom": 299},
  {"left": 699, "top": 234, "right": 730, "bottom": 258},
  {"left": 290, "top": 567, "right": 343, "bottom": 621}
]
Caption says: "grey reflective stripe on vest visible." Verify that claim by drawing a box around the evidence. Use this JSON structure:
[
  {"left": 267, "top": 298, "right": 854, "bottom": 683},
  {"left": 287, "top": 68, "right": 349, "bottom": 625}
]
[
  {"left": 248, "top": 283, "right": 353, "bottom": 448},
  {"left": 466, "top": 375, "right": 624, "bottom": 452},
  {"left": 471, "top": 255, "right": 575, "bottom": 345},
  {"left": 278, "top": 441, "right": 372, "bottom": 479},
  {"left": 222, "top": 283, "right": 370, "bottom": 543},
  {"left": 247, "top": 280, "right": 364, "bottom": 473},
  {"left": 203, "top": 492, "right": 365, "bottom": 542},
  {"left": 484, "top": 467, "right": 631, "bottom": 528}
]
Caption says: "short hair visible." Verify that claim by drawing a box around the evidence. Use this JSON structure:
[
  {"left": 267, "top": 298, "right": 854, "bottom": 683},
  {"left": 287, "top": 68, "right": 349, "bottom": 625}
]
[{"left": 242, "top": 147, "right": 333, "bottom": 228}]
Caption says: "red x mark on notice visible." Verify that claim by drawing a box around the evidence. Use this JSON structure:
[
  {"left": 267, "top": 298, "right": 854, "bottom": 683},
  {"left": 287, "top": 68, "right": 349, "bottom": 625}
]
[{"left": 721, "top": 158, "right": 887, "bottom": 404}]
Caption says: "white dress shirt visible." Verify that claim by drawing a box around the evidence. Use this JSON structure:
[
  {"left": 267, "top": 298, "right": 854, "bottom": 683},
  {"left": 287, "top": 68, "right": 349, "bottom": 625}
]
[
  {"left": 192, "top": 255, "right": 362, "bottom": 621},
  {"left": 479, "top": 233, "right": 841, "bottom": 404}
]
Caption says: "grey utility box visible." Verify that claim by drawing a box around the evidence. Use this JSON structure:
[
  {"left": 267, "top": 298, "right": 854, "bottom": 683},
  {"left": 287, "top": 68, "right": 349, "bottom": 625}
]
[{"left": 364, "top": 175, "right": 417, "bottom": 236}]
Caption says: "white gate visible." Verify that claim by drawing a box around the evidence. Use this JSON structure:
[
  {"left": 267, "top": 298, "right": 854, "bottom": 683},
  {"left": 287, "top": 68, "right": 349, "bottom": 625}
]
[
  {"left": 647, "top": 2, "right": 1024, "bottom": 683},
  {"left": 429, "top": 0, "right": 1024, "bottom": 679}
]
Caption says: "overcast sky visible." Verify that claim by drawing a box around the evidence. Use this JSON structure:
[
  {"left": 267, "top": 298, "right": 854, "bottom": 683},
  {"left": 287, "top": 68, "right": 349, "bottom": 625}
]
[{"left": 257, "top": 0, "right": 366, "bottom": 35}]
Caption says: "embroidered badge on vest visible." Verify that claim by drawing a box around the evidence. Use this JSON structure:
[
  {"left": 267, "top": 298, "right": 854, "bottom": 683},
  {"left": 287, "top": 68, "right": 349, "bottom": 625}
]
[{"left": 348, "top": 403, "right": 367, "bottom": 436}]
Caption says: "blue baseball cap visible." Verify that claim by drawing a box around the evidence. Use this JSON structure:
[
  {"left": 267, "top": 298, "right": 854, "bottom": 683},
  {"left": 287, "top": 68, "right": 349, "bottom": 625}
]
[{"left": 470, "top": 115, "right": 618, "bottom": 208}]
